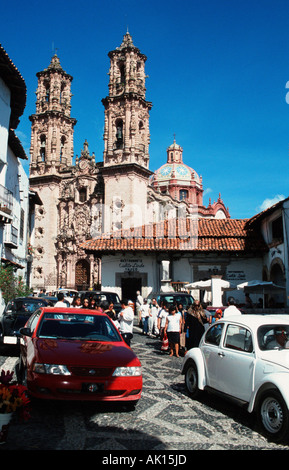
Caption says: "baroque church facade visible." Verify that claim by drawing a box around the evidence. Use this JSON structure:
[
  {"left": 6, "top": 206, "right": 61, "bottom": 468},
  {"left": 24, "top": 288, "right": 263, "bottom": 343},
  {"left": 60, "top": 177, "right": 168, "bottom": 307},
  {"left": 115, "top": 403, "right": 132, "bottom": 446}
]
[{"left": 29, "top": 32, "right": 230, "bottom": 293}]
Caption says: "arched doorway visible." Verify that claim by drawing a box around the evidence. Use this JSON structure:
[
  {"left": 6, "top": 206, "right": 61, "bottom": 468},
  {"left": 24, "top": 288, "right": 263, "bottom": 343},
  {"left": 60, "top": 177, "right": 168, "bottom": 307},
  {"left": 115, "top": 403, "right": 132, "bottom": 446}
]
[
  {"left": 75, "top": 259, "right": 90, "bottom": 290},
  {"left": 270, "top": 259, "right": 285, "bottom": 307}
]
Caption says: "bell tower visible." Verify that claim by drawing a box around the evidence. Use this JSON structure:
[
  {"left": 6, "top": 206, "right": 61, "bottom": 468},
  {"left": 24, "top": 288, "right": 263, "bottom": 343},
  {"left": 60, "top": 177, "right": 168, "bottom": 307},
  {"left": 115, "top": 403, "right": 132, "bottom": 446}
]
[
  {"left": 29, "top": 54, "right": 77, "bottom": 291},
  {"left": 29, "top": 53, "right": 76, "bottom": 176},
  {"left": 101, "top": 32, "right": 153, "bottom": 232}
]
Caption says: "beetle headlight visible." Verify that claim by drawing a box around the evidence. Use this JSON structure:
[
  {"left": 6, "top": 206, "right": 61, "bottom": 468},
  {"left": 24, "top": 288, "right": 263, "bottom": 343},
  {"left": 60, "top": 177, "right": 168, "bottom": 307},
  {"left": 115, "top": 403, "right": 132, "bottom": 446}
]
[
  {"left": 34, "top": 363, "right": 71, "bottom": 375},
  {"left": 112, "top": 366, "right": 142, "bottom": 377}
]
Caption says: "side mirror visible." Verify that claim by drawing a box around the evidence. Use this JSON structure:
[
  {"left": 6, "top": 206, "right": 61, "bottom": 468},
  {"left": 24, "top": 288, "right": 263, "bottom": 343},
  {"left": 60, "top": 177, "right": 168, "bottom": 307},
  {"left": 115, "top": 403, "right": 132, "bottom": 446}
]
[{"left": 19, "top": 327, "right": 32, "bottom": 337}]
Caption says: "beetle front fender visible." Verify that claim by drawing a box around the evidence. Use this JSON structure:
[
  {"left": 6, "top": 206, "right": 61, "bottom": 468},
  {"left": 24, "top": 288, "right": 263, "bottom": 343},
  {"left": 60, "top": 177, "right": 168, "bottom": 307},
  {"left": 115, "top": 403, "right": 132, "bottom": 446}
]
[
  {"left": 181, "top": 348, "right": 206, "bottom": 390},
  {"left": 248, "top": 372, "right": 289, "bottom": 413}
]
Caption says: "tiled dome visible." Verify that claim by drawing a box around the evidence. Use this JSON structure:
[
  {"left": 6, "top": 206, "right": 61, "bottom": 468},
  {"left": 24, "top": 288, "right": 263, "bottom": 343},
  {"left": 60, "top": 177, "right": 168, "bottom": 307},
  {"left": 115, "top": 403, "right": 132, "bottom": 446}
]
[
  {"left": 154, "top": 162, "right": 201, "bottom": 183},
  {"left": 152, "top": 138, "right": 201, "bottom": 185}
]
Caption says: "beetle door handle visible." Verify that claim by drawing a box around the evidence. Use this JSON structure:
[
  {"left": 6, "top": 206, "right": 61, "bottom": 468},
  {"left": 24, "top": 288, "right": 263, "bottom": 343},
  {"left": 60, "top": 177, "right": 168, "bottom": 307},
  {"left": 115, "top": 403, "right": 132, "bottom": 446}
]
[{"left": 218, "top": 352, "right": 225, "bottom": 357}]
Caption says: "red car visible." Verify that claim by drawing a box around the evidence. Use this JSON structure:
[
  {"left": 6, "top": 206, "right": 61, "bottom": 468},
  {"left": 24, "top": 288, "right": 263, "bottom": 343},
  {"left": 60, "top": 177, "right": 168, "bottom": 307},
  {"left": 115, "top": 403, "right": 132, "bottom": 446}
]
[{"left": 18, "top": 307, "right": 142, "bottom": 406}]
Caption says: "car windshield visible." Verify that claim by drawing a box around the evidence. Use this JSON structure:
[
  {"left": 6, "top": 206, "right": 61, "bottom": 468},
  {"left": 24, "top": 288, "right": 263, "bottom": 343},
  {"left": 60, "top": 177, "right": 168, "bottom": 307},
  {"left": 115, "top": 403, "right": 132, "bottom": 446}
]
[
  {"left": 82, "top": 293, "right": 120, "bottom": 304},
  {"left": 159, "top": 294, "right": 194, "bottom": 308},
  {"left": 38, "top": 312, "right": 122, "bottom": 342},
  {"left": 258, "top": 325, "right": 289, "bottom": 351},
  {"left": 6, "top": 299, "right": 48, "bottom": 315}
]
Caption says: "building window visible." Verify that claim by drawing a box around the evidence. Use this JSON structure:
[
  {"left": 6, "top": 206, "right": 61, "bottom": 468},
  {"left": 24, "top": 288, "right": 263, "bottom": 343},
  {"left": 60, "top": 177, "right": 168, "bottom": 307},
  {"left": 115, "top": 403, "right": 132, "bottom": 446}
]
[
  {"left": 60, "top": 136, "right": 66, "bottom": 162},
  {"left": 40, "top": 136, "right": 46, "bottom": 161},
  {"left": 115, "top": 119, "right": 123, "bottom": 149},
  {"left": 119, "top": 62, "right": 125, "bottom": 84},
  {"left": 272, "top": 216, "right": 283, "bottom": 243},
  {"left": 20, "top": 208, "right": 24, "bottom": 241},
  {"left": 45, "top": 86, "right": 50, "bottom": 102},
  {"left": 180, "top": 189, "right": 188, "bottom": 201},
  {"left": 79, "top": 187, "right": 87, "bottom": 203}
]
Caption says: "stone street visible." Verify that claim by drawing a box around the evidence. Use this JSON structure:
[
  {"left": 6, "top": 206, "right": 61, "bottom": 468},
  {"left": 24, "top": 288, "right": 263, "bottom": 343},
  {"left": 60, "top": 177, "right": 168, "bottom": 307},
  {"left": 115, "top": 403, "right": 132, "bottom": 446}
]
[{"left": 1, "top": 323, "right": 289, "bottom": 451}]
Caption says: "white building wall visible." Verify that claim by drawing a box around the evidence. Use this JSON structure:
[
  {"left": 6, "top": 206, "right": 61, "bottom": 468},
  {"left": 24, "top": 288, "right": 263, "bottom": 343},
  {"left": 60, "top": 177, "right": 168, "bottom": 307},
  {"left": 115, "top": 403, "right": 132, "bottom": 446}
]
[
  {"left": 173, "top": 255, "right": 263, "bottom": 305},
  {"left": 283, "top": 200, "right": 289, "bottom": 307},
  {"left": 1, "top": 146, "right": 29, "bottom": 280},
  {"left": 100, "top": 254, "right": 158, "bottom": 299},
  {"left": 0, "top": 77, "right": 10, "bottom": 167},
  {"left": 224, "top": 258, "right": 263, "bottom": 304}
]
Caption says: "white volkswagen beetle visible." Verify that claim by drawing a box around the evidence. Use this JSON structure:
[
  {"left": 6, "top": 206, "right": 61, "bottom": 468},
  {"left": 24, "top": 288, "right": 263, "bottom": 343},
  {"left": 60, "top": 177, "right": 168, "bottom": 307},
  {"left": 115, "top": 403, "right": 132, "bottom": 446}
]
[{"left": 182, "top": 314, "right": 289, "bottom": 443}]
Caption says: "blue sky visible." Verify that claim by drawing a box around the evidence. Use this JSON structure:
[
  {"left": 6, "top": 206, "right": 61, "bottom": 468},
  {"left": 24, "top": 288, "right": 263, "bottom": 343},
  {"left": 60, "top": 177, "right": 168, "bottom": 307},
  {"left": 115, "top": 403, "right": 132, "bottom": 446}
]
[{"left": 2, "top": 0, "right": 289, "bottom": 219}]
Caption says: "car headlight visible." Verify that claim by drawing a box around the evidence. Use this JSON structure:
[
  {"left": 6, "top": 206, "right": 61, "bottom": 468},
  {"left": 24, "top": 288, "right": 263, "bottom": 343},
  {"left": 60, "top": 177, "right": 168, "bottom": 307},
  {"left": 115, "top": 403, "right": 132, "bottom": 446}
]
[
  {"left": 33, "top": 363, "right": 71, "bottom": 375},
  {"left": 112, "top": 366, "right": 142, "bottom": 377}
]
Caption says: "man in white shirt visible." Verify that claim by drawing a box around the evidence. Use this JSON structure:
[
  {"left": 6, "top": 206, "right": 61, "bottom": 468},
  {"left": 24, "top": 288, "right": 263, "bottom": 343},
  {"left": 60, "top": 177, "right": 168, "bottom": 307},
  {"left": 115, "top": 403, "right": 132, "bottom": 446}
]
[
  {"left": 54, "top": 292, "right": 69, "bottom": 308},
  {"left": 149, "top": 298, "right": 159, "bottom": 336},
  {"left": 223, "top": 298, "right": 241, "bottom": 317},
  {"left": 53, "top": 292, "right": 69, "bottom": 319},
  {"left": 118, "top": 299, "right": 134, "bottom": 346},
  {"left": 140, "top": 299, "right": 150, "bottom": 335}
]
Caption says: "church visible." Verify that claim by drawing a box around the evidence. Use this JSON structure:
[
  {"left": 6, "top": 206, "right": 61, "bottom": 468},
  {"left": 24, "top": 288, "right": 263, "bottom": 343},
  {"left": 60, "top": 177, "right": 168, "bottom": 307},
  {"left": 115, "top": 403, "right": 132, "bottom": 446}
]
[{"left": 29, "top": 32, "right": 266, "bottom": 302}]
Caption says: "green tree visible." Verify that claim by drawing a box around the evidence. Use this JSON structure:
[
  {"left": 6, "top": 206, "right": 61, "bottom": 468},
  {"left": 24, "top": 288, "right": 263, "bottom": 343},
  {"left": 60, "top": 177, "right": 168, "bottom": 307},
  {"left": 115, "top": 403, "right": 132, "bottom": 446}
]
[{"left": 0, "top": 265, "right": 31, "bottom": 304}]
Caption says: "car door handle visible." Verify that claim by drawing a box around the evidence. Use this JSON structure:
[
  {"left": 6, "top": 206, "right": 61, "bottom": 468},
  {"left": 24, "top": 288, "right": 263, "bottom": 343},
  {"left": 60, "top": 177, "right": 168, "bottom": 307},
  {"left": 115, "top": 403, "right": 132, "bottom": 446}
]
[{"left": 218, "top": 352, "right": 225, "bottom": 357}]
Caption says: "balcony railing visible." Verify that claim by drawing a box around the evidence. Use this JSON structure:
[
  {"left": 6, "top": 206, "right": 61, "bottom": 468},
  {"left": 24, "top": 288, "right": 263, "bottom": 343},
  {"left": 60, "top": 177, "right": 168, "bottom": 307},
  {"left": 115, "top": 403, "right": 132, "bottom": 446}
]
[
  {"left": 0, "top": 184, "right": 13, "bottom": 215},
  {"left": 4, "top": 224, "right": 18, "bottom": 248}
]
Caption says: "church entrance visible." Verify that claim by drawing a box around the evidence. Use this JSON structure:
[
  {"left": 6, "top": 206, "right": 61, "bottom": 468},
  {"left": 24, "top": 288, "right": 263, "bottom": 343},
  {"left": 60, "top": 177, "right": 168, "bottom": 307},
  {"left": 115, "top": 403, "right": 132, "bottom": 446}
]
[
  {"left": 121, "top": 278, "right": 142, "bottom": 302},
  {"left": 75, "top": 259, "right": 90, "bottom": 290}
]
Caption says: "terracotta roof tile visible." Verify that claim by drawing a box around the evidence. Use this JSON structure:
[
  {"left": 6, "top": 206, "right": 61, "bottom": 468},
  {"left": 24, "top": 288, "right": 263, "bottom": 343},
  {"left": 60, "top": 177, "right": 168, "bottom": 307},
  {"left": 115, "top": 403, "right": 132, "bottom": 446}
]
[{"left": 81, "top": 218, "right": 267, "bottom": 254}]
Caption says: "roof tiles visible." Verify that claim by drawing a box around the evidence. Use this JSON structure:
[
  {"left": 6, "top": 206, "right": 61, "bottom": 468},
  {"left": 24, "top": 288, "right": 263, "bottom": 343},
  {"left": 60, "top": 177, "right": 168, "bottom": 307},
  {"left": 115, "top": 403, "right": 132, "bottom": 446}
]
[{"left": 81, "top": 218, "right": 267, "bottom": 254}]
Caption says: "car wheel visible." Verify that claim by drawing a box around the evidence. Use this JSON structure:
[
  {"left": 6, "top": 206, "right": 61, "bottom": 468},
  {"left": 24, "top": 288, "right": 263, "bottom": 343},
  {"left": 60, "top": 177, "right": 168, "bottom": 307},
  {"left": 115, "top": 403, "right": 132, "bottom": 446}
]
[
  {"left": 185, "top": 362, "right": 200, "bottom": 398},
  {"left": 257, "top": 390, "right": 289, "bottom": 443}
]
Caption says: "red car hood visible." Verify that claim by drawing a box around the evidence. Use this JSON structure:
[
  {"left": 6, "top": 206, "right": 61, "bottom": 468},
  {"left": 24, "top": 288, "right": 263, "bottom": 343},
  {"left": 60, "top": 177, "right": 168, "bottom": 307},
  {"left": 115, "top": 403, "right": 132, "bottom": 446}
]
[{"left": 34, "top": 338, "right": 141, "bottom": 367}]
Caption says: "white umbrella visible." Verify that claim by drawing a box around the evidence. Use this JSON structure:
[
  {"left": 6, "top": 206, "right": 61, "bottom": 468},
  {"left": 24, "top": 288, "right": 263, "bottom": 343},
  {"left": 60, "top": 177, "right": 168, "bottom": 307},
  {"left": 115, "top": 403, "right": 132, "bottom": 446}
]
[
  {"left": 185, "top": 279, "right": 232, "bottom": 306},
  {"left": 237, "top": 280, "right": 285, "bottom": 293},
  {"left": 185, "top": 279, "right": 231, "bottom": 290},
  {"left": 237, "top": 280, "right": 285, "bottom": 307}
]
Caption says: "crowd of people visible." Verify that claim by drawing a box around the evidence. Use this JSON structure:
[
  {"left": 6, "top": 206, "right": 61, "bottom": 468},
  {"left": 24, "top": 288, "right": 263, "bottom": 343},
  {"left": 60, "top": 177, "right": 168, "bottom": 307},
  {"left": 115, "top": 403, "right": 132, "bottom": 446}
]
[
  {"left": 52, "top": 290, "right": 243, "bottom": 356},
  {"left": 53, "top": 291, "right": 135, "bottom": 347},
  {"left": 136, "top": 293, "right": 243, "bottom": 357}
]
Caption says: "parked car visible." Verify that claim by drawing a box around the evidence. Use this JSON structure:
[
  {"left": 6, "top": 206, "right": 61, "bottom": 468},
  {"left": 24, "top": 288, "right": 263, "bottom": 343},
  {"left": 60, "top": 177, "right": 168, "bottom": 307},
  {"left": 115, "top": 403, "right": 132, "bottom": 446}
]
[
  {"left": 0, "top": 297, "right": 53, "bottom": 348},
  {"left": 182, "top": 314, "right": 289, "bottom": 442},
  {"left": 51, "top": 289, "right": 79, "bottom": 304},
  {"left": 51, "top": 289, "right": 78, "bottom": 298},
  {"left": 148, "top": 292, "right": 194, "bottom": 309},
  {"left": 78, "top": 290, "right": 122, "bottom": 314},
  {"left": 17, "top": 307, "right": 142, "bottom": 406}
]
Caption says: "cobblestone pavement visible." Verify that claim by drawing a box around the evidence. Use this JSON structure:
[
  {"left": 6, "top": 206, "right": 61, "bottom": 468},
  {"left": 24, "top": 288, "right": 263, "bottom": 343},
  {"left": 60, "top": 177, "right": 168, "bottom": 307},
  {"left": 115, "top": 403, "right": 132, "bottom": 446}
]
[{"left": 1, "top": 323, "right": 289, "bottom": 451}]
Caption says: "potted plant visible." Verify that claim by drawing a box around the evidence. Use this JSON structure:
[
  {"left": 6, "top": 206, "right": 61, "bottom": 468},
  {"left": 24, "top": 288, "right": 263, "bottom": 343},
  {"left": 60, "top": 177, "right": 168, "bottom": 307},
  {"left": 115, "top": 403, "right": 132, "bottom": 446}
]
[{"left": 0, "top": 370, "right": 30, "bottom": 444}]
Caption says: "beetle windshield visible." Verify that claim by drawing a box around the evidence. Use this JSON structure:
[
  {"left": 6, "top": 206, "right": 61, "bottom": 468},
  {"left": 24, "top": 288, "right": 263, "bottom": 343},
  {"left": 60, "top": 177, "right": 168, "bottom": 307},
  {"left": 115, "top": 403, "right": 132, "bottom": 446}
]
[
  {"left": 38, "top": 312, "right": 122, "bottom": 342},
  {"left": 258, "top": 325, "right": 289, "bottom": 351}
]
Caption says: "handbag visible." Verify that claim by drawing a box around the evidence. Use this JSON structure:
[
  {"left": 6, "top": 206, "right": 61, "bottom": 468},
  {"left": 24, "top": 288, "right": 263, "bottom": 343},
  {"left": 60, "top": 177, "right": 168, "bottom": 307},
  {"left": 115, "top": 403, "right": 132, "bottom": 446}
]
[{"left": 161, "top": 333, "right": 169, "bottom": 351}]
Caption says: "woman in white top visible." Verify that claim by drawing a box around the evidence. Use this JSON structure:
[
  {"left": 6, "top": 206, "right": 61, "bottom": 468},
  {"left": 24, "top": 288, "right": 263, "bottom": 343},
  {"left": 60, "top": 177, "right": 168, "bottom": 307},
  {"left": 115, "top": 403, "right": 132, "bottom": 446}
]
[
  {"left": 164, "top": 305, "right": 182, "bottom": 357},
  {"left": 157, "top": 303, "right": 169, "bottom": 339}
]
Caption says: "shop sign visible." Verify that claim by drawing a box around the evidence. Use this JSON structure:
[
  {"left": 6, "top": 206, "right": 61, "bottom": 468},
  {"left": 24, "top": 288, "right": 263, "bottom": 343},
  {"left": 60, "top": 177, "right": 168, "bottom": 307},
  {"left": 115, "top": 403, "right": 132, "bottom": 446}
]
[
  {"left": 226, "top": 270, "right": 246, "bottom": 281},
  {"left": 119, "top": 258, "right": 144, "bottom": 272}
]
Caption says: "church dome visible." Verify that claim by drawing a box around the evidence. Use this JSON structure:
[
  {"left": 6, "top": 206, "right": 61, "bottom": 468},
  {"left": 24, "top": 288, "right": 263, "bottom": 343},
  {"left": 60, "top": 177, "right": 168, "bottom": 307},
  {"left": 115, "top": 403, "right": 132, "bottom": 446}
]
[
  {"left": 152, "top": 138, "right": 201, "bottom": 185},
  {"left": 154, "top": 161, "right": 201, "bottom": 184}
]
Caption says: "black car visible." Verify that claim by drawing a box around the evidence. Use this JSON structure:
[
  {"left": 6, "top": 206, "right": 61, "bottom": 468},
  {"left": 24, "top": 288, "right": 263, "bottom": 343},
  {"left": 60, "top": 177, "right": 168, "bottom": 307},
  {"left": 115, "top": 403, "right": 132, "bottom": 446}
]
[
  {"left": 0, "top": 297, "right": 52, "bottom": 348},
  {"left": 78, "top": 290, "right": 122, "bottom": 314},
  {"left": 148, "top": 292, "right": 194, "bottom": 309}
]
